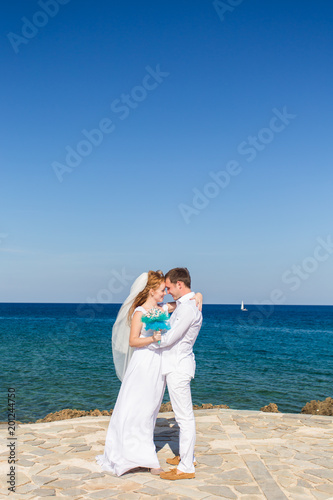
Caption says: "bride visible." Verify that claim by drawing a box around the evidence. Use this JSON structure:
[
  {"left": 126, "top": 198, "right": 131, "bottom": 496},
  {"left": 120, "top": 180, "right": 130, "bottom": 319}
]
[{"left": 96, "top": 270, "right": 201, "bottom": 476}]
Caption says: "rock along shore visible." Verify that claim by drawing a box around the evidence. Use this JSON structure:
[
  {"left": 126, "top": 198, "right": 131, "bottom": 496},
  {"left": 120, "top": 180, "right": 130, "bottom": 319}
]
[{"left": 16, "top": 396, "right": 332, "bottom": 424}]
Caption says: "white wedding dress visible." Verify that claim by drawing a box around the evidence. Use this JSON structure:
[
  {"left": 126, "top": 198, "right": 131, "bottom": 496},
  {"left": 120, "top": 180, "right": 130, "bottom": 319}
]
[{"left": 95, "top": 305, "right": 168, "bottom": 476}]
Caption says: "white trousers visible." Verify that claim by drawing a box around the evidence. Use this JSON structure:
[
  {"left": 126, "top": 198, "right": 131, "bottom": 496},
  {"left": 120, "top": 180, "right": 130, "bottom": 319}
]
[{"left": 166, "top": 371, "right": 196, "bottom": 473}]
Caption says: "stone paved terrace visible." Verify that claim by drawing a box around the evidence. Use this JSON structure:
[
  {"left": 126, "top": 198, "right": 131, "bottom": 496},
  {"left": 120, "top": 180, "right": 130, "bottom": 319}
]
[{"left": 1, "top": 409, "right": 333, "bottom": 500}]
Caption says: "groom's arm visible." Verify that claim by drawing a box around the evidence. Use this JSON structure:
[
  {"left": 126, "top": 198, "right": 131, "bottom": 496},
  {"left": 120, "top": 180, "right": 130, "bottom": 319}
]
[{"left": 149, "top": 305, "right": 195, "bottom": 350}]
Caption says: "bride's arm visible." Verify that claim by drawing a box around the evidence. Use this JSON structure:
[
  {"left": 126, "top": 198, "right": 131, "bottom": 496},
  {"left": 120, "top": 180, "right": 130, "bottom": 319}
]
[
  {"left": 129, "top": 312, "right": 161, "bottom": 347},
  {"left": 191, "top": 292, "right": 203, "bottom": 311}
]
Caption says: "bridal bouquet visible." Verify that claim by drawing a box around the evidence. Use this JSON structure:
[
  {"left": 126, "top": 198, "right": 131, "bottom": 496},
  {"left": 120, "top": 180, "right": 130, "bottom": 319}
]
[{"left": 141, "top": 307, "right": 170, "bottom": 341}]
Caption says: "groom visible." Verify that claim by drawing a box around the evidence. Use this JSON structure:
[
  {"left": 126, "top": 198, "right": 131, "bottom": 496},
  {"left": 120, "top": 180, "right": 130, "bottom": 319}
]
[{"left": 152, "top": 267, "right": 202, "bottom": 480}]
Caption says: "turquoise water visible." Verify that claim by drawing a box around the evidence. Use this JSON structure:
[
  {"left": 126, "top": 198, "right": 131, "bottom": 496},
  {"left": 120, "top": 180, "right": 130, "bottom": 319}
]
[{"left": 1, "top": 303, "right": 332, "bottom": 422}]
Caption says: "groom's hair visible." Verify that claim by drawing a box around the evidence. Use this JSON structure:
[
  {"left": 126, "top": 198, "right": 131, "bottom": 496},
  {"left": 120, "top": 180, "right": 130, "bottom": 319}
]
[{"left": 165, "top": 268, "right": 191, "bottom": 288}]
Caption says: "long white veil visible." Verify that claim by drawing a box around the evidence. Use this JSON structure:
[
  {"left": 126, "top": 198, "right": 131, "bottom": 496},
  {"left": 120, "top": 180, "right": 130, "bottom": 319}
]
[{"left": 112, "top": 272, "right": 148, "bottom": 381}]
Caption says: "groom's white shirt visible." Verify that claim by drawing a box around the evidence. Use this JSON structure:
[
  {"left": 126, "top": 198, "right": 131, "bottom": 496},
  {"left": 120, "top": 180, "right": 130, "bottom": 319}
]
[{"left": 155, "top": 292, "right": 202, "bottom": 377}]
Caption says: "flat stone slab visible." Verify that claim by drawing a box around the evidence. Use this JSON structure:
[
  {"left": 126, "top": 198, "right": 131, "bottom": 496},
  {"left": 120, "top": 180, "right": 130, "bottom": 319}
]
[{"left": 0, "top": 409, "right": 332, "bottom": 499}]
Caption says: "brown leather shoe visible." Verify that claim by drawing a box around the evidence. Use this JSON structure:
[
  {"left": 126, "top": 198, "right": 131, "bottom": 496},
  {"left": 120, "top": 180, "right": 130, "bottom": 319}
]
[
  {"left": 160, "top": 467, "right": 195, "bottom": 480},
  {"left": 166, "top": 455, "right": 197, "bottom": 466}
]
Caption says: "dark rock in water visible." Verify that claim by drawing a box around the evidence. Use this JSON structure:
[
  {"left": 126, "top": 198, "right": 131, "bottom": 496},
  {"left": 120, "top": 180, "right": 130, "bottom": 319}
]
[
  {"left": 32, "top": 401, "right": 230, "bottom": 423},
  {"left": 159, "top": 402, "right": 173, "bottom": 412},
  {"left": 301, "top": 397, "right": 333, "bottom": 416},
  {"left": 194, "top": 403, "right": 230, "bottom": 410},
  {"left": 160, "top": 402, "right": 230, "bottom": 412},
  {"left": 260, "top": 403, "right": 280, "bottom": 413},
  {"left": 34, "top": 408, "right": 112, "bottom": 423}
]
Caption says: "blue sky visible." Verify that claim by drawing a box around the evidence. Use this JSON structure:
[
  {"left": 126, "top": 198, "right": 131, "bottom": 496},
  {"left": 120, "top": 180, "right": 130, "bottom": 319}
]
[{"left": 1, "top": 0, "right": 332, "bottom": 304}]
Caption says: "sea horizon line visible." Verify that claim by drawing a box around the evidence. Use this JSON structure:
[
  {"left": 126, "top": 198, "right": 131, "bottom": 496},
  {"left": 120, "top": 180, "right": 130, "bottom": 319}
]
[{"left": 0, "top": 302, "right": 332, "bottom": 307}]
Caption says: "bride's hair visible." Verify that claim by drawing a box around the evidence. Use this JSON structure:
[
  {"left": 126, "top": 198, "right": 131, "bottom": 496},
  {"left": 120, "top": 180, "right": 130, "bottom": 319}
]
[{"left": 128, "top": 270, "right": 165, "bottom": 320}]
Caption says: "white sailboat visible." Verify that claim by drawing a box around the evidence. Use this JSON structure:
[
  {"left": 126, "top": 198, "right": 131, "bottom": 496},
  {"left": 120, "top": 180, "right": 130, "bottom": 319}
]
[{"left": 241, "top": 300, "right": 248, "bottom": 311}]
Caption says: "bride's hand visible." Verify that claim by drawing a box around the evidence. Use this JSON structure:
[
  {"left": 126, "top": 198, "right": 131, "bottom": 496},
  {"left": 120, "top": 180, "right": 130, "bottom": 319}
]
[
  {"left": 191, "top": 292, "right": 203, "bottom": 311},
  {"left": 152, "top": 331, "right": 161, "bottom": 343}
]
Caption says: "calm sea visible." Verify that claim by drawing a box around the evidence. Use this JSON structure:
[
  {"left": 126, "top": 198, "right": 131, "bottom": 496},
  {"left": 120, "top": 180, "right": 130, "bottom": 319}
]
[{"left": 1, "top": 303, "right": 332, "bottom": 423}]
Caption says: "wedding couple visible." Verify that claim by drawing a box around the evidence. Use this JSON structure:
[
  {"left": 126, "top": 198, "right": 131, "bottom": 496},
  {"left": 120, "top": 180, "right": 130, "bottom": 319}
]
[{"left": 96, "top": 268, "right": 203, "bottom": 480}]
